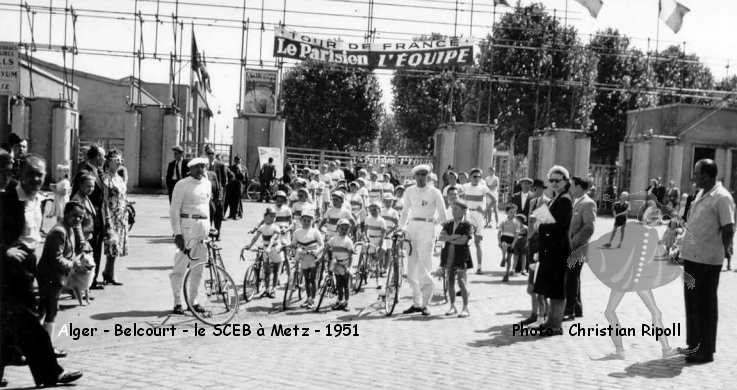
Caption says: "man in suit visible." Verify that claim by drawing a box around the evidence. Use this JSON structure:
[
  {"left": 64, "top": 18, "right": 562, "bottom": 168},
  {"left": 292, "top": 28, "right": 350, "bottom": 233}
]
[
  {"left": 227, "top": 156, "right": 247, "bottom": 219},
  {"left": 259, "top": 157, "right": 276, "bottom": 202},
  {"left": 71, "top": 144, "right": 106, "bottom": 290},
  {"left": 0, "top": 155, "right": 83, "bottom": 387},
  {"left": 565, "top": 176, "right": 597, "bottom": 321},
  {"left": 510, "top": 177, "right": 533, "bottom": 218},
  {"left": 205, "top": 146, "right": 227, "bottom": 239},
  {"left": 166, "top": 145, "right": 189, "bottom": 202}
]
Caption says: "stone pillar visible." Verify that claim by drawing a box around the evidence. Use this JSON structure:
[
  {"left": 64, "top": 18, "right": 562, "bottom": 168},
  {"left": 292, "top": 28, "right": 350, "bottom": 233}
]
[
  {"left": 50, "top": 103, "right": 74, "bottom": 182},
  {"left": 539, "top": 135, "right": 556, "bottom": 179},
  {"left": 477, "top": 129, "right": 495, "bottom": 170},
  {"left": 434, "top": 126, "right": 456, "bottom": 174},
  {"left": 123, "top": 109, "right": 142, "bottom": 190},
  {"left": 268, "top": 117, "right": 285, "bottom": 153},
  {"left": 161, "top": 113, "right": 183, "bottom": 186},
  {"left": 232, "top": 117, "right": 248, "bottom": 163},
  {"left": 631, "top": 140, "right": 651, "bottom": 211},
  {"left": 715, "top": 147, "right": 728, "bottom": 182},
  {"left": 11, "top": 99, "right": 30, "bottom": 139},
  {"left": 667, "top": 144, "right": 684, "bottom": 187},
  {"left": 573, "top": 137, "right": 591, "bottom": 177}
]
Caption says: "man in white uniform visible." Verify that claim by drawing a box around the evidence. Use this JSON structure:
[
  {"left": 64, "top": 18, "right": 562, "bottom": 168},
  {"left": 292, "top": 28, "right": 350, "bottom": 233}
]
[
  {"left": 399, "top": 164, "right": 447, "bottom": 315},
  {"left": 169, "top": 158, "right": 212, "bottom": 315},
  {"left": 463, "top": 168, "right": 494, "bottom": 274},
  {"left": 484, "top": 166, "right": 500, "bottom": 228}
]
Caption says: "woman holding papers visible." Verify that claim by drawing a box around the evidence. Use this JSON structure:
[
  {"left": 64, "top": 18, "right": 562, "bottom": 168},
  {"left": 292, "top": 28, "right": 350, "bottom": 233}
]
[{"left": 532, "top": 165, "right": 573, "bottom": 336}]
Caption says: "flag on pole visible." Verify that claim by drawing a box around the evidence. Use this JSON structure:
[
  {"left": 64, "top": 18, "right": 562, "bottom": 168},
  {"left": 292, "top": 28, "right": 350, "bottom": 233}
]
[
  {"left": 659, "top": 0, "right": 690, "bottom": 33},
  {"left": 493, "top": 0, "right": 510, "bottom": 6},
  {"left": 574, "top": 0, "right": 603, "bottom": 18}
]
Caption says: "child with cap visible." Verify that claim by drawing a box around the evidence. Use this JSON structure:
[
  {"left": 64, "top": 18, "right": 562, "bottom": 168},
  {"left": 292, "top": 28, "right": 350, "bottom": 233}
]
[
  {"left": 438, "top": 199, "right": 473, "bottom": 317},
  {"left": 318, "top": 191, "right": 355, "bottom": 241},
  {"left": 291, "top": 207, "right": 324, "bottom": 308},
  {"left": 363, "top": 202, "right": 388, "bottom": 273},
  {"left": 244, "top": 208, "right": 284, "bottom": 298},
  {"left": 327, "top": 219, "right": 355, "bottom": 310},
  {"left": 512, "top": 214, "right": 529, "bottom": 275}
]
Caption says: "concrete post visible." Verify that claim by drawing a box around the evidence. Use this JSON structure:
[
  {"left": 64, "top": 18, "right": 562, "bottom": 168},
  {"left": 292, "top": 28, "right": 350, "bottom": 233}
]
[
  {"left": 433, "top": 126, "right": 456, "bottom": 173},
  {"left": 477, "top": 129, "right": 495, "bottom": 171},
  {"left": 573, "top": 137, "right": 591, "bottom": 177},
  {"left": 715, "top": 147, "right": 728, "bottom": 182},
  {"left": 162, "top": 113, "right": 183, "bottom": 186},
  {"left": 631, "top": 140, "right": 651, "bottom": 212},
  {"left": 232, "top": 117, "right": 248, "bottom": 163},
  {"left": 269, "top": 117, "right": 285, "bottom": 154},
  {"left": 123, "top": 109, "right": 142, "bottom": 191},
  {"left": 540, "top": 135, "right": 556, "bottom": 179},
  {"left": 50, "top": 104, "right": 74, "bottom": 182},
  {"left": 667, "top": 144, "right": 684, "bottom": 187},
  {"left": 11, "top": 98, "right": 30, "bottom": 139}
]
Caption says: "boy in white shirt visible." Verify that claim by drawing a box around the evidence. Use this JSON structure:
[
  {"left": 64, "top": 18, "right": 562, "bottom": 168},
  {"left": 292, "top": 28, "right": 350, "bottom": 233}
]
[
  {"left": 319, "top": 192, "right": 355, "bottom": 240},
  {"left": 291, "top": 208, "right": 324, "bottom": 309},
  {"left": 327, "top": 219, "right": 355, "bottom": 310},
  {"left": 363, "top": 202, "right": 388, "bottom": 271},
  {"left": 244, "top": 208, "right": 283, "bottom": 298}
]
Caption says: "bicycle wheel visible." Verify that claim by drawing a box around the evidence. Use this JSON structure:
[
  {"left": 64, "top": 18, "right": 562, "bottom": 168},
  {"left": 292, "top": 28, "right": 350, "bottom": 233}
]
[
  {"left": 282, "top": 267, "right": 298, "bottom": 310},
  {"left": 242, "top": 265, "right": 258, "bottom": 302},
  {"left": 315, "top": 276, "right": 333, "bottom": 312},
  {"left": 183, "top": 262, "right": 239, "bottom": 326},
  {"left": 384, "top": 260, "right": 399, "bottom": 316},
  {"left": 246, "top": 182, "right": 260, "bottom": 200},
  {"left": 353, "top": 253, "right": 366, "bottom": 293}
]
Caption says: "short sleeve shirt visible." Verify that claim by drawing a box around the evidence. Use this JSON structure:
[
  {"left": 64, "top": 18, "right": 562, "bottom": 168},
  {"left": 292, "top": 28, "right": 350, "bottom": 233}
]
[
  {"left": 364, "top": 215, "right": 387, "bottom": 246},
  {"left": 324, "top": 207, "right": 354, "bottom": 237},
  {"left": 462, "top": 183, "right": 492, "bottom": 212},
  {"left": 381, "top": 207, "right": 400, "bottom": 230},
  {"left": 293, "top": 227, "right": 322, "bottom": 251},
  {"left": 258, "top": 224, "right": 281, "bottom": 244},
  {"left": 274, "top": 205, "right": 293, "bottom": 229},
  {"left": 681, "top": 182, "right": 735, "bottom": 265},
  {"left": 328, "top": 235, "right": 354, "bottom": 262}
]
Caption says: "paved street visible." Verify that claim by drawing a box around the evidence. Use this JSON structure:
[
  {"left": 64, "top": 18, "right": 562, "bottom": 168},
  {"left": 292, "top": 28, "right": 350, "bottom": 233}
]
[{"left": 4, "top": 194, "right": 737, "bottom": 389}]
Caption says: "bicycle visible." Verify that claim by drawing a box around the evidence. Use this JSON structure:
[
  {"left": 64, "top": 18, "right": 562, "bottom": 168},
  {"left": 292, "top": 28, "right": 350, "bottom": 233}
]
[
  {"left": 315, "top": 255, "right": 337, "bottom": 312},
  {"left": 182, "top": 231, "right": 239, "bottom": 326},
  {"left": 354, "top": 240, "right": 383, "bottom": 293},
  {"left": 384, "top": 231, "right": 412, "bottom": 316},
  {"left": 241, "top": 246, "right": 268, "bottom": 302},
  {"left": 282, "top": 247, "right": 304, "bottom": 310}
]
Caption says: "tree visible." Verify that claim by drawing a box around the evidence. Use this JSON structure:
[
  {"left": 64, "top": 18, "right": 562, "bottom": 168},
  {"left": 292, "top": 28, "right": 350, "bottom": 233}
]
[
  {"left": 652, "top": 45, "right": 714, "bottom": 106},
  {"left": 587, "top": 29, "right": 650, "bottom": 162},
  {"left": 471, "top": 3, "right": 598, "bottom": 153},
  {"left": 281, "top": 61, "right": 383, "bottom": 150},
  {"left": 391, "top": 33, "right": 471, "bottom": 154},
  {"left": 377, "top": 114, "right": 411, "bottom": 154}
]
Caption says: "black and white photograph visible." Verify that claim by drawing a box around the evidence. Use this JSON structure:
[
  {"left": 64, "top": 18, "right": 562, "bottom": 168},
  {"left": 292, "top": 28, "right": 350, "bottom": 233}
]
[{"left": 1, "top": 0, "right": 736, "bottom": 388}]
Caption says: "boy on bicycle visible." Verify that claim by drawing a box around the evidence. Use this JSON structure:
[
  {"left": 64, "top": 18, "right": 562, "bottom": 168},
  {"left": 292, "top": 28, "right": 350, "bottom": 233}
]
[
  {"left": 327, "top": 219, "right": 355, "bottom": 310},
  {"left": 291, "top": 207, "right": 324, "bottom": 309},
  {"left": 363, "top": 202, "right": 387, "bottom": 272},
  {"left": 244, "top": 208, "right": 283, "bottom": 298}
]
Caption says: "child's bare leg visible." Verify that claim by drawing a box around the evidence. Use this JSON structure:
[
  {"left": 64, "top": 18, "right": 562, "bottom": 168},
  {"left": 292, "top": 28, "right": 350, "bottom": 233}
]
[
  {"left": 458, "top": 270, "right": 469, "bottom": 309},
  {"left": 618, "top": 226, "right": 626, "bottom": 246},
  {"left": 446, "top": 268, "right": 456, "bottom": 308}
]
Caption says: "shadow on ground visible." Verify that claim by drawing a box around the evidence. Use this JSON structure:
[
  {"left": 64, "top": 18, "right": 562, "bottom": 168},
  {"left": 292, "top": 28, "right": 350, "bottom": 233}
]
[
  {"left": 90, "top": 310, "right": 172, "bottom": 320},
  {"left": 608, "top": 357, "right": 687, "bottom": 379}
]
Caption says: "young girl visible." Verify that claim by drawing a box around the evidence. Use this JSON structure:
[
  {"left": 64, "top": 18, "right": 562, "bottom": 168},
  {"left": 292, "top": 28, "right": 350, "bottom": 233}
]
[
  {"left": 244, "top": 208, "right": 283, "bottom": 298},
  {"left": 327, "top": 219, "right": 355, "bottom": 310},
  {"left": 604, "top": 191, "right": 630, "bottom": 248},
  {"left": 498, "top": 204, "right": 519, "bottom": 282},
  {"left": 51, "top": 164, "right": 72, "bottom": 223},
  {"left": 37, "top": 202, "right": 86, "bottom": 356},
  {"left": 512, "top": 214, "right": 528, "bottom": 275},
  {"left": 439, "top": 200, "right": 473, "bottom": 317},
  {"left": 292, "top": 208, "right": 324, "bottom": 309}
]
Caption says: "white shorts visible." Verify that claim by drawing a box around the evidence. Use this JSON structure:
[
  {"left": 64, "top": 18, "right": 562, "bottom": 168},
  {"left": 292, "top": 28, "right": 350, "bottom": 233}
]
[{"left": 467, "top": 211, "right": 484, "bottom": 235}]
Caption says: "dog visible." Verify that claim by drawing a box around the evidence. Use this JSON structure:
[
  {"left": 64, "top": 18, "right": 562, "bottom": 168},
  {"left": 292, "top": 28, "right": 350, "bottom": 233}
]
[{"left": 63, "top": 250, "right": 96, "bottom": 305}]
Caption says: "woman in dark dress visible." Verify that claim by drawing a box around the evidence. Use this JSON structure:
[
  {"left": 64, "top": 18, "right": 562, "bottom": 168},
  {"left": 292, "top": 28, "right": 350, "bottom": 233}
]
[{"left": 533, "top": 165, "right": 573, "bottom": 336}]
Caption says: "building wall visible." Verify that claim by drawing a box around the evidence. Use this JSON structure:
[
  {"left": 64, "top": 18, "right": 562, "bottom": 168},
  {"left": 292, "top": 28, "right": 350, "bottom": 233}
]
[
  {"left": 18, "top": 64, "right": 78, "bottom": 104},
  {"left": 138, "top": 106, "right": 165, "bottom": 187}
]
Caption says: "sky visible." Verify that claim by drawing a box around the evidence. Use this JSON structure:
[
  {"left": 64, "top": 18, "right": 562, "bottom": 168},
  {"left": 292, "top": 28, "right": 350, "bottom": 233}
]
[{"left": 2, "top": 0, "right": 736, "bottom": 144}]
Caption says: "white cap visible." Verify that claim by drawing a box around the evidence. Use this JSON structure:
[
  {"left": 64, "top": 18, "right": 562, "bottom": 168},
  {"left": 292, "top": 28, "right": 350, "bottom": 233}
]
[
  {"left": 300, "top": 207, "right": 316, "bottom": 219},
  {"left": 412, "top": 164, "right": 431, "bottom": 175},
  {"left": 187, "top": 157, "right": 208, "bottom": 168}
]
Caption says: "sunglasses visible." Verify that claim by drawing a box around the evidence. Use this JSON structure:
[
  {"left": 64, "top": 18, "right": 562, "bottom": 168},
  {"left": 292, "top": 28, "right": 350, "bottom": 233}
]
[
  {"left": 472, "top": 175, "right": 481, "bottom": 179},
  {"left": 415, "top": 172, "right": 428, "bottom": 176},
  {"left": 549, "top": 178, "right": 563, "bottom": 183}
]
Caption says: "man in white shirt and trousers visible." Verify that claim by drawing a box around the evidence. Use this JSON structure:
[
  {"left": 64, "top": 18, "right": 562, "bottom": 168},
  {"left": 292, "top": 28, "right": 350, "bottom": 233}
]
[
  {"left": 399, "top": 164, "right": 447, "bottom": 316},
  {"left": 169, "top": 158, "right": 212, "bottom": 315}
]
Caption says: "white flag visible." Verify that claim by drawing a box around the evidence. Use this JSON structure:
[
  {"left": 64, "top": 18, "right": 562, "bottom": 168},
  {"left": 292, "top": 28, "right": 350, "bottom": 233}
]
[
  {"left": 574, "top": 0, "right": 603, "bottom": 18},
  {"left": 659, "top": 0, "right": 690, "bottom": 33}
]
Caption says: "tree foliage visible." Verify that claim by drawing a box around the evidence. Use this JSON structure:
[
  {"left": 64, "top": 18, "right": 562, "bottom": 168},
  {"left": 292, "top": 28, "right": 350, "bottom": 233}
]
[{"left": 281, "top": 61, "right": 383, "bottom": 150}]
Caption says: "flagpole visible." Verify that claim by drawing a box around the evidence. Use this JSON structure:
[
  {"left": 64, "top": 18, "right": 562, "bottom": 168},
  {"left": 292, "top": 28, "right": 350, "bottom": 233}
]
[{"left": 655, "top": 0, "right": 661, "bottom": 56}]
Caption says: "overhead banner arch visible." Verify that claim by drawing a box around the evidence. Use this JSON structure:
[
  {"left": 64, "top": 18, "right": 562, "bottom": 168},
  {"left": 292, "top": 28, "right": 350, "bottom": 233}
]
[{"left": 273, "top": 27, "right": 473, "bottom": 69}]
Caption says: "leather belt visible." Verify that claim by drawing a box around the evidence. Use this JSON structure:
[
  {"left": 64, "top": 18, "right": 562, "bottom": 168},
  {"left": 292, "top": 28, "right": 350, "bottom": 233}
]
[
  {"left": 180, "top": 213, "right": 207, "bottom": 220},
  {"left": 411, "top": 217, "right": 434, "bottom": 223}
]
